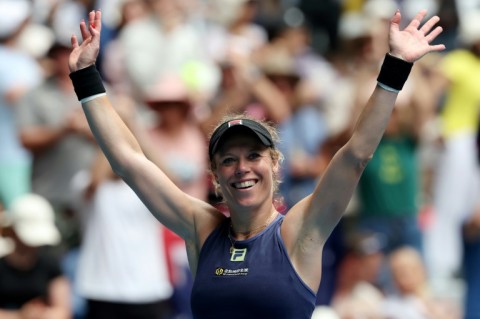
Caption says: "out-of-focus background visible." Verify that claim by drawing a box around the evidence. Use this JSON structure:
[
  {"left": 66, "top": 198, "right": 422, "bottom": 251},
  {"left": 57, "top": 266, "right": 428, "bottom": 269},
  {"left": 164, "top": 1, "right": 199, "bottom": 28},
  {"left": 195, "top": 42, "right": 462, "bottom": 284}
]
[{"left": 1, "top": 0, "right": 480, "bottom": 318}]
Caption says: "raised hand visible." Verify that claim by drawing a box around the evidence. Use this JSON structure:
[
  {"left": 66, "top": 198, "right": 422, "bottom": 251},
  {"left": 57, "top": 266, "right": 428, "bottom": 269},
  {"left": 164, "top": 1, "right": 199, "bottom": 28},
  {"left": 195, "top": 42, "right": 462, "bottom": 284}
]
[
  {"left": 388, "top": 10, "right": 445, "bottom": 62},
  {"left": 69, "top": 10, "right": 102, "bottom": 72}
]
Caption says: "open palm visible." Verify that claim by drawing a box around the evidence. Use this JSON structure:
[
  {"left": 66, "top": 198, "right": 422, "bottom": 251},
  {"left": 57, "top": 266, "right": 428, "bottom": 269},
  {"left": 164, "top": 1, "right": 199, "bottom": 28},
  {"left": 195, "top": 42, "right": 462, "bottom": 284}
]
[
  {"left": 69, "top": 10, "right": 102, "bottom": 72},
  {"left": 389, "top": 10, "right": 445, "bottom": 62}
]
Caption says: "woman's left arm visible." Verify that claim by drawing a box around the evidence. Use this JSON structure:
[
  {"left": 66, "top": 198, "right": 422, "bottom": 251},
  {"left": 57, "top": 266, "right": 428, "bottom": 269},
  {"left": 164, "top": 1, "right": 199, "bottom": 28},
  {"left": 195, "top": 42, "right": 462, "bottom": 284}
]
[{"left": 283, "top": 9, "right": 445, "bottom": 291}]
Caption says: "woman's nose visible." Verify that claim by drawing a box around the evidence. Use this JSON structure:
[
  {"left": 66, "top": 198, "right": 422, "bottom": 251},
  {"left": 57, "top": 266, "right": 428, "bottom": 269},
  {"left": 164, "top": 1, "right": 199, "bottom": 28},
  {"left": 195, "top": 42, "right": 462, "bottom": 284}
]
[{"left": 235, "top": 158, "right": 249, "bottom": 176}]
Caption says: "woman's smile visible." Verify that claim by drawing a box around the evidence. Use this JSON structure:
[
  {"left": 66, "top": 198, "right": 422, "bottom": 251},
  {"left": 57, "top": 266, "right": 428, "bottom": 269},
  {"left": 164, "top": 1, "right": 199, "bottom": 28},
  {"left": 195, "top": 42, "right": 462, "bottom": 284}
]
[{"left": 231, "top": 179, "right": 258, "bottom": 190}]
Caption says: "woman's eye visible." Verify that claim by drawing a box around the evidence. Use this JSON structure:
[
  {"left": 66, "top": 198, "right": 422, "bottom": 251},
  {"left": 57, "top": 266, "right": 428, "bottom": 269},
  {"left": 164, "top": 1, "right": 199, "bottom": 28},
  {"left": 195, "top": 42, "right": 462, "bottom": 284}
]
[
  {"left": 221, "top": 157, "right": 235, "bottom": 165},
  {"left": 248, "top": 152, "right": 261, "bottom": 160}
]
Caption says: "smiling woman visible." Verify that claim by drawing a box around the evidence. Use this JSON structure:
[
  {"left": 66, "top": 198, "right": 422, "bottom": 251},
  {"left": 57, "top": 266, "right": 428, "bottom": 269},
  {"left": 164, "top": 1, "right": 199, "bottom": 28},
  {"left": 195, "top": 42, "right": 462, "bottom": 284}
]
[
  {"left": 67, "top": 8, "right": 444, "bottom": 319},
  {"left": 207, "top": 115, "right": 283, "bottom": 199}
]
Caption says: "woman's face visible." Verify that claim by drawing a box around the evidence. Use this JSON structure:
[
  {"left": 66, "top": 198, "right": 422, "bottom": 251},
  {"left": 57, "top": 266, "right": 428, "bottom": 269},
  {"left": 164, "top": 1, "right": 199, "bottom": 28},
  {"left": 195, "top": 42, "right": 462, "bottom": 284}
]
[{"left": 213, "top": 132, "right": 277, "bottom": 210}]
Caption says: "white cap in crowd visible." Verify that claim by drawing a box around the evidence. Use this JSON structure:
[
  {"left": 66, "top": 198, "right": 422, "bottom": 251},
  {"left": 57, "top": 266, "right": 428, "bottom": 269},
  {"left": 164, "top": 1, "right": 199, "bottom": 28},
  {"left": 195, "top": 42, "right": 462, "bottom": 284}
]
[
  {"left": 363, "top": 0, "right": 397, "bottom": 20},
  {"left": 2, "top": 193, "right": 61, "bottom": 247},
  {"left": 458, "top": 10, "right": 480, "bottom": 46},
  {"left": 0, "top": 0, "right": 32, "bottom": 39},
  {"left": 338, "top": 12, "right": 373, "bottom": 40}
]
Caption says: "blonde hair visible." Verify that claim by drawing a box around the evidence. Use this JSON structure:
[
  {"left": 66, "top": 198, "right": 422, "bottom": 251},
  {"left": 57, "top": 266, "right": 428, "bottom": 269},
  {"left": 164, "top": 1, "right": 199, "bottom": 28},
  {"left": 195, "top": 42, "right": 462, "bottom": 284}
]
[{"left": 208, "top": 113, "right": 284, "bottom": 198}]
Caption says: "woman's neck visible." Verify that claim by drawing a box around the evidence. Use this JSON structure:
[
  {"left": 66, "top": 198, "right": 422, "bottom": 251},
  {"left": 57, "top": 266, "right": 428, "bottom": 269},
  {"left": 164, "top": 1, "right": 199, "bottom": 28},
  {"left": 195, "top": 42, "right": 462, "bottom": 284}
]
[{"left": 229, "top": 206, "right": 278, "bottom": 240}]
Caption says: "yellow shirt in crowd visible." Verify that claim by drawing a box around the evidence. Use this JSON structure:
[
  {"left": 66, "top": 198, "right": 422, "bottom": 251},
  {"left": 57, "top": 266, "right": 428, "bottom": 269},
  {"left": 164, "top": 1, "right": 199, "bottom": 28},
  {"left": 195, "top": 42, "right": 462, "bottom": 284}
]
[{"left": 440, "top": 49, "right": 480, "bottom": 138}]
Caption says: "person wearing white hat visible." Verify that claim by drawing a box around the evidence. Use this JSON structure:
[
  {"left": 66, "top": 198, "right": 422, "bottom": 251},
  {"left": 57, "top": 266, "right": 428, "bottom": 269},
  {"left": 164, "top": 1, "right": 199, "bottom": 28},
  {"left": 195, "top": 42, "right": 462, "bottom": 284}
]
[{"left": 0, "top": 193, "right": 70, "bottom": 319}]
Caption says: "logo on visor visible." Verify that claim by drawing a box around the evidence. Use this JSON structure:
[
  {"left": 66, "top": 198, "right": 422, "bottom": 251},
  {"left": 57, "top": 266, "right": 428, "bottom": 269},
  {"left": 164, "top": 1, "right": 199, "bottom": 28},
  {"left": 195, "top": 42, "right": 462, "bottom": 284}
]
[{"left": 228, "top": 120, "right": 243, "bottom": 127}]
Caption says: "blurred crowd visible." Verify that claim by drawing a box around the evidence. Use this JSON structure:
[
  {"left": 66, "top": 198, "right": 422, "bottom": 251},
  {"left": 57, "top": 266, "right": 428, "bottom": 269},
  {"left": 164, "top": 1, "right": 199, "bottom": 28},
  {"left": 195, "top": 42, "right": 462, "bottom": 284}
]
[{"left": 1, "top": 0, "right": 480, "bottom": 318}]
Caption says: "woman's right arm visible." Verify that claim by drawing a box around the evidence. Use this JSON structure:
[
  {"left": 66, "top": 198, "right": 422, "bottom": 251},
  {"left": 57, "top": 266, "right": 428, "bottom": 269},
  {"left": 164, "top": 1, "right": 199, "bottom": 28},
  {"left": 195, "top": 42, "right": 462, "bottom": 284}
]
[{"left": 68, "top": 11, "right": 223, "bottom": 243}]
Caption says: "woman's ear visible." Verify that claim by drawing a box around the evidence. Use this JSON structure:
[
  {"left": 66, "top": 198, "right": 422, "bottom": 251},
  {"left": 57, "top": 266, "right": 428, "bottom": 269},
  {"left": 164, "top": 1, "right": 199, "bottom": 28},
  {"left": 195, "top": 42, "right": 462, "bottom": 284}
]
[
  {"left": 210, "top": 170, "right": 220, "bottom": 188},
  {"left": 211, "top": 169, "right": 218, "bottom": 182},
  {"left": 272, "top": 158, "right": 280, "bottom": 175}
]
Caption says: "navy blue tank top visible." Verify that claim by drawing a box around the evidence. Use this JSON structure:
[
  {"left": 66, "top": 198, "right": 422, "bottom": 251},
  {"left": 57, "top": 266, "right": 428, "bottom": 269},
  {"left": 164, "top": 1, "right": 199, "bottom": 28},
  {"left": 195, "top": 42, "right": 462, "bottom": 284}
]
[{"left": 191, "top": 215, "right": 316, "bottom": 319}]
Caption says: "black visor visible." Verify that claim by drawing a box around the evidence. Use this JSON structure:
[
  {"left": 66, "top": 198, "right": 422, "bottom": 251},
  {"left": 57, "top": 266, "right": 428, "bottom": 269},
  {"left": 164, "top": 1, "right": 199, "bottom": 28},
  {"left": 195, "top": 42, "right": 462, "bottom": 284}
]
[{"left": 208, "top": 119, "right": 274, "bottom": 160}]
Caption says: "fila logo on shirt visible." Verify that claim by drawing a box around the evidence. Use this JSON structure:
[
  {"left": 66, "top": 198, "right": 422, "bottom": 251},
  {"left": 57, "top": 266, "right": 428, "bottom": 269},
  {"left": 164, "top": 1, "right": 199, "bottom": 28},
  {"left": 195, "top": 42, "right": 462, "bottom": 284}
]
[{"left": 230, "top": 248, "right": 247, "bottom": 262}]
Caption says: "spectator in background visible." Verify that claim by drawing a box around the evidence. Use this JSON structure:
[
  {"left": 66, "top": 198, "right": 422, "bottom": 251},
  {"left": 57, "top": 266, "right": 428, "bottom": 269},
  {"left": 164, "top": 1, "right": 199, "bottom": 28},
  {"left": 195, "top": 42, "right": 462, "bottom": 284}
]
[
  {"left": 424, "top": 9, "right": 480, "bottom": 293},
  {"left": 16, "top": 39, "right": 97, "bottom": 250},
  {"left": 143, "top": 73, "right": 209, "bottom": 318},
  {"left": 255, "top": 27, "right": 330, "bottom": 210},
  {"left": 265, "top": 10, "right": 339, "bottom": 115},
  {"left": 198, "top": 32, "right": 290, "bottom": 135},
  {"left": 355, "top": 23, "right": 435, "bottom": 253},
  {"left": 101, "top": 0, "right": 150, "bottom": 96},
  {"left": 331, "top": 232, "right": 385, "bottom": 319},
  {"left": 333, "top": 7, "right": 437, "bottom": 293},
  {"left": 252, "top": 0, "right": 288, "bottom": 40},
  {"left": 434, "top": 0, "right": 460, "bottom": 51},
  {"left": 143, "top": 74, "right": 209, "bottom": 203},
  {"left": 15, "top": 38, "right": 97, "bottom": 318},
  {"left": 205, "top": 0, "right": 268, "bottom": 67},
  {"left": 0, "top": 0, "right": 44, "bottom": 209},
  {"left": 297, "top": 0, "right": 342, "bottom": 55},
  {"left": 382, "top": 246, "right": 460, "bottom": 319},
  {"left": 118, "top": 0, "right": 215, "bottom": 100},
  {"left": 322, "top": 9, "right": 379, "bottom": 143},
  {"left": 71, "top": 146, "right": 174, "bottom": 319},
  {"left": 354, "top": 54, "right": 435, "bottom": 257},
  {"left": 0, "top": 193, "right": 71, "bottom": 319},
  {"left": 354, "top": 77, "right": 432, "bottom": 287}
]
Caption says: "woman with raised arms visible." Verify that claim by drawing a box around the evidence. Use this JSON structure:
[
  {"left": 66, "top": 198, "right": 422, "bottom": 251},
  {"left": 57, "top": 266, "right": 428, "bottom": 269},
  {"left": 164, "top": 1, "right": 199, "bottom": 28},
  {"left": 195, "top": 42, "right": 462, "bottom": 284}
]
[{"left": 67, "top": 8, "right": 444, "bottom": 318}]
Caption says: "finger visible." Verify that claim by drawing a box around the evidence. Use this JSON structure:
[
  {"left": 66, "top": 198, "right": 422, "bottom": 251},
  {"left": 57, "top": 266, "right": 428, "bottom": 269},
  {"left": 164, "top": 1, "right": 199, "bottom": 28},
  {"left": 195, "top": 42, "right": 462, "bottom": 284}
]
[
  {"left": 89, "top": 20, "right": 101, "bottom": 40},
  {"left": 426, "top": 26, "right": 443, "bottom": 43},
  {"left": 407, "top": 9, "right": 427, "bottom": 30},
  {"left": 430, "top": 43, "right": 446, "bottom": 52},
  {"left": 71, "top": 34, "right": 79, "bottom": 48},
  {"left": 420, "top": 15, "right": 440, "bottom": 34},
  {"left": 390, "top": 9, "right": 401, "bottom": 32},
  {"left": 86, "top": 10, "right": 102, "bottom": 47},
  {"left": 88, "top": 10, "right": 95, "bottom": 28},
  {"left": 79, "top": 20, "right": 89, "bottom": 41},
  {"left": 94, "top": 10, "right": 102, "bottom": 33},
  {"left": 88, "top": 10, "right": 102, "bottom": 32}
]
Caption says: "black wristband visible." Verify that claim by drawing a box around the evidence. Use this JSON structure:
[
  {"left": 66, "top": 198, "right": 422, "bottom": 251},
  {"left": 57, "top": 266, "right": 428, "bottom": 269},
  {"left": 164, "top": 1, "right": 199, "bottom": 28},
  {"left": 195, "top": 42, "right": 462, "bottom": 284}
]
[
  {"left": 69, "top": 65, "right": 106, "bottom": 101},
  {"left": 377, "top": 53, "right": 413, "bottom": 91}
]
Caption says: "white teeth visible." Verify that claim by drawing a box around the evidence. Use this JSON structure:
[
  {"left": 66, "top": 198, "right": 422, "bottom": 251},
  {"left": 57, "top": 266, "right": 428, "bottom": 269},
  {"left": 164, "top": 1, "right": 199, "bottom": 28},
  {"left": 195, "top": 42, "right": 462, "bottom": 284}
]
[{"left": 233, "top": 180, "right": 256, "bottom": 189}]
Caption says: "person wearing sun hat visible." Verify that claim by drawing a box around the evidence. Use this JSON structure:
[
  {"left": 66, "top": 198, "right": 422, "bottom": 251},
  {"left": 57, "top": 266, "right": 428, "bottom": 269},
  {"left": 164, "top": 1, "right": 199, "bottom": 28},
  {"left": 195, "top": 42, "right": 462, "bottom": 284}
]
[
  {"left": 0, "top": 193, "right": 70, "bottom": 318},
  {"left": 142, "top": 73, "right": 209, "bottom": 318}
]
